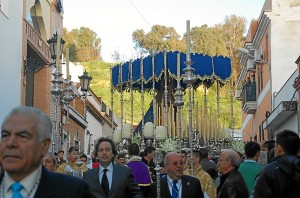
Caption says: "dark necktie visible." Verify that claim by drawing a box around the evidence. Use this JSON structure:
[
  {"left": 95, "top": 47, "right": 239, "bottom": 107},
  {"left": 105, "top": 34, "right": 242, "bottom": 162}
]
[
  {"left": 172, "top": 180, "right": 179, "bottom": 198},
  {"left": 11, "top": 182, "right": 24, "bottom": 198},
  {"left": 101, "top": 169, "right": 109, "bottom": 196}
]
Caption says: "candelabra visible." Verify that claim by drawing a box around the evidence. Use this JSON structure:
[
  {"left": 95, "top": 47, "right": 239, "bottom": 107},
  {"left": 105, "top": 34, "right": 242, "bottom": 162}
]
[
  {"left": 153, "top": 151, "right": 163, "bottom": 198},
  {"left": 174, "top": 53, "right": 184, "bottom": 152},
  {"left": 182, "top": 20, "right": 196, "bottom": 176}
]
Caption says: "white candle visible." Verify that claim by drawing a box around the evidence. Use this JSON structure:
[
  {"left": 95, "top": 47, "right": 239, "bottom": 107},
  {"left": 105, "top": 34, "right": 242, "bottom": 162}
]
[
  {"left": 66, "top": 48, "right": 69, "bottom": 77},
  {"left": 186, "top": 20, "right": 190, "bottom": 60}
]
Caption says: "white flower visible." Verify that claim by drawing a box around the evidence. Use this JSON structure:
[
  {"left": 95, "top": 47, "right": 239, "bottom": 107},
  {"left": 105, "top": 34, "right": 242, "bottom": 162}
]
[
  {"left": 122, "top": 123, "right": 132, "bottom": 139},
  {"left": 144, "top": 122, "right": 154, "bottom": 138},
  {"left": 160, "top": 138, "right": 180, "bottom": 152},
  {"left": 113, "top": 129, "right": 122, "bottom": 143},
  {"left": 155, "top": 126, "right": 166, "bottom": 141}
]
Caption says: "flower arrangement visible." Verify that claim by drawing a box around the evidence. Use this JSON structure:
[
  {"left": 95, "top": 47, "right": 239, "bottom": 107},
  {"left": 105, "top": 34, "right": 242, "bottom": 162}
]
[
  {"left": 160, "top": 138, "right": 180, "bottom": 153},
  {"left": 231, "top": 140, "right": 244, "bottom": 155},
  {"left": 155, "top": 126, "right": 166, "bottom": 141},
  {"left": 144, "top": 122, "right": 154, "bottom": 138},
  {"left": 113, "top": 129, "right": 122, "bottom": 144},
  {"left": 131, "top": 133, "right": 142, "bottom": 146},
  {"left": 122, "top": 123, "right": 132, "bottom": 139}
]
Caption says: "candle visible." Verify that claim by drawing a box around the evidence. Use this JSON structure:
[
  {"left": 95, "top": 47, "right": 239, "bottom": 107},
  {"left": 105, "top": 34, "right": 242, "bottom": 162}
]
[
  {"left": 186, "top": 20, "right": 190, "bottom": 60},
  {"left": 66, "top": 48, "right": 70, "bottom": 77}
]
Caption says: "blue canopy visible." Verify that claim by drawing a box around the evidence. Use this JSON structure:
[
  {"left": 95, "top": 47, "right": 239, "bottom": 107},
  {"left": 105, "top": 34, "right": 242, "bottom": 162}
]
[{"left": 112, "top": 51, "right": 232, "bottom": 91}]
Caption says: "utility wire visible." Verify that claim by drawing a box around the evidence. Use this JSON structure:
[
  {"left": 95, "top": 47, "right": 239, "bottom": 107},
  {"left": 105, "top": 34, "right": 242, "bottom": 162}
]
[{"left": 128, "top": 0, "right": 152, "bottom": 28}]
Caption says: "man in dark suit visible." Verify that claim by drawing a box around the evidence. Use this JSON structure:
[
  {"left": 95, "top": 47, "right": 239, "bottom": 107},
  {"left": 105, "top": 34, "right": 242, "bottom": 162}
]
[
  {"left": 83, "top": 137, "right": 143, "bottom": 198},
  {"left": 0, "top": 106, "right": 91, "bottom": 198},
  {"left": 148, "top": 152, "right": 204, "bottom": 198}
]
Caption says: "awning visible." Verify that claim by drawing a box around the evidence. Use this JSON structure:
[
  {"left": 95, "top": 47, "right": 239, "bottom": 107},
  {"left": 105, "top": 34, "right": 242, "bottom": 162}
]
[{"left": 112, "top": 51, "right": 232, "bottom": 91}]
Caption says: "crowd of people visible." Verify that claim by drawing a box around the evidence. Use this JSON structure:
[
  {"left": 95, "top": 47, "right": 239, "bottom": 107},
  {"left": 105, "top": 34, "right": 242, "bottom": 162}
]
[{"left": 0, "top": 105, "right": 300, "bottom": 198}]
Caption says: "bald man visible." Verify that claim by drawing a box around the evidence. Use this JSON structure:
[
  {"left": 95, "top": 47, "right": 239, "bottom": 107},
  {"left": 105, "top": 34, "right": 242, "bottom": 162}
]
[
  {"left": 148, "top": 152, "right": 204, "bottom": 198},
  {"left": 217, "top": 150, "right": 248, "bottom": 198}
]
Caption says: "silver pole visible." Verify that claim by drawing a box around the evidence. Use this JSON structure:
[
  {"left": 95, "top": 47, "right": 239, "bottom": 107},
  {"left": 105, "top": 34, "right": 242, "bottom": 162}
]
[
  {"left": 141, "top": 59, "right": 145, "bottom": 149},
  {"left": 164, "top": 52, "right": 169, "bottom": 139},
  {"left": 120, "top": 64, "right": 123, "bottom": 135},
  {"left": 152, "top": 54, "right": 156, "bottom": 136},
  {"left": 110, "top": 66, "right": 114, "bottom": 134},
  {"left": 130, "top": 61, "right": 134, "bottom": 138},
  {"left": 183, "top": 20, "right": 196, "bottom": 176}
]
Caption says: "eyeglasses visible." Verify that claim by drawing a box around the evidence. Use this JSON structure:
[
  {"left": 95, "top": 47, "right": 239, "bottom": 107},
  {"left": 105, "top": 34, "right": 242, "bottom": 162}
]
[{"left": 167, "top": 161, "right": 184, "bottom": 166}]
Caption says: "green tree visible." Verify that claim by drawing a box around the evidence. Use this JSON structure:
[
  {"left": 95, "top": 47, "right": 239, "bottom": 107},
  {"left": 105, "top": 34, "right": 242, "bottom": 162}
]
[
  {"left": 220, "top": 15, "right": 247, "bottom": 80},
  {"left": 190, "top": 24, "right": 227, "bottom": 56},
  {"left": 132, "top": 25, "right": 185, "bottom": 54},
  {"left": 63, "top": 27, "right": 102, "bottom": 62}
]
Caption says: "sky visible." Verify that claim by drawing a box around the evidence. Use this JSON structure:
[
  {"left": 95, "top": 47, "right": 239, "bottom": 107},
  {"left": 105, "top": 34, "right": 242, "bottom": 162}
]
[{"left": 63, "top": 0, "right": 265, "bottom": 62}]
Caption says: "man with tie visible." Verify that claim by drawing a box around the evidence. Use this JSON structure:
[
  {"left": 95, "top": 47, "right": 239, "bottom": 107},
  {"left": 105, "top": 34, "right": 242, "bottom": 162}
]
[
  {"left": 148, "top": 152, "right": 204, "bottom": 198},
  {"left": 83, "top": 137, "right": 143, "bottom": 198},
  {"left": 0, "top": 106, "right": 91, "bottom": 198}
]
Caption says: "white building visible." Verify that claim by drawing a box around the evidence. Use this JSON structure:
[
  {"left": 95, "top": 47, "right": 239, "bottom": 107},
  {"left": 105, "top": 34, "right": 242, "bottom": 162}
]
[
  {"left": 64, "top": 62, "right": 121, "bottom": 154},
  {"left": 0, "top": 0, "right": 23, "bottom": 123}
]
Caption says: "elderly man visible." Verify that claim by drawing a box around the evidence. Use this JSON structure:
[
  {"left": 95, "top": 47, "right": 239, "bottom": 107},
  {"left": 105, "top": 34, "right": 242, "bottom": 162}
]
[
  {"left": 253, "top": 130, "right": 300, "bottom": 198},
  {"left": 148, "top": 151, "right": 204, "bottom": 198},
  {"left": 83, "top": 137, "right": 143, "bottom": 198},
  {"left": 217, "top": 149, "right": 248, "bottom": 198},
  {"left": 42, "top": 152, "right": 57, "bottom": 172},
  {"left": 0, "top": 106, "right": 91, "bottom": 197}
]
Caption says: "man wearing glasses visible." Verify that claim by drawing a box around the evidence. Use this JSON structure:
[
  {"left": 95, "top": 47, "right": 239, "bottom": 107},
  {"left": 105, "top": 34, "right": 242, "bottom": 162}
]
[
  {"left": 217, "top": 149, "right": 248, "bottom": 198},
  {"left": 148, "top": 152, "right": 204, "bottom": 198}
]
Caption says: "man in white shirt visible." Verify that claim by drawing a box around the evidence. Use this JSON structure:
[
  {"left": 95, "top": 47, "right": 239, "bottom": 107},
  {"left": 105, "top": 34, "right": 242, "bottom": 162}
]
[{"left": 0, "top": 106, "right": 91, "bottom": 198}]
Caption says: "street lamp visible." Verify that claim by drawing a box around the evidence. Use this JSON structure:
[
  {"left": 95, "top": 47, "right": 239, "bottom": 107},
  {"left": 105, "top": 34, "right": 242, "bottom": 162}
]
[
  {"left": 47, "top": 32, "right": 65, "bottom": 61},
  {"left": 79, "top": 70, "right": 93, "bottom": 96},
  {"left": 48, "top": 32, "right": 65, "bottom": 153}
]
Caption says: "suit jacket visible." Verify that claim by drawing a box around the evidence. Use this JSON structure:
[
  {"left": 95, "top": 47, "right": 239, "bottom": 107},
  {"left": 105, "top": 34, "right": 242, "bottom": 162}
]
[
  {"left": 0, "top": 166, "right": 91, "bottom": 198},
  {"left": 83, "top": 163, "right": 144, "bottom": 198},
  {"left": 148, "top": 175, "right": 204, "bottom": 198}
]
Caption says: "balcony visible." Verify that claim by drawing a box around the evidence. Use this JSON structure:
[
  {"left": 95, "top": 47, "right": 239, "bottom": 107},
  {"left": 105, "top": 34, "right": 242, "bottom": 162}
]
[
  {"left": 293, "top": 75, "right": 300, "bottom": 91},
  {"left": 241, "top": 81, "right": 257, "bottom": 114},
  {"left": 23, "top": 19, "right": 51, "bottom": 63},
  {"left": 263, "top": 101, "right": 297, "bottom": 129}
]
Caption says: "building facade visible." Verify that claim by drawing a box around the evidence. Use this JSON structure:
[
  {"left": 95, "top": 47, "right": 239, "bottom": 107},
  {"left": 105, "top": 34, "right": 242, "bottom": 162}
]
[
  {"left": 237, "top": 0, "right": 300, "bottom": 142},
  {"left": 0, "top": 0, "right": 23, "bottom": 123}
]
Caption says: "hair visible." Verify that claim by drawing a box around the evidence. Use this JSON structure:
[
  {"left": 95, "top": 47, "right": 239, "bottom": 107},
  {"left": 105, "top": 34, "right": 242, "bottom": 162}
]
[
  {"left": 128, "top": 143, "right": 140, "bottom": 156},
  {"left": 93, "top": 137, "right": 117, "bottom": 157},
  {"left": 276, "top": 130, "right": 300, "bottom": 155},
  {"left": 244, "top": 141, "right": 261, "bottom": 158},
  {"left": 224, "top": 150, "right": 241, "bottom": 168},
  {"left": 45, "top": 152, "right": 56, "bottom": 165},
  {"left": 164, "top": 152, "right": 180, "bottom": 165},
  {"left": 57, "top": 150, "right": 64, "bottom": 154},
  {"left": 181, "top": 150, "right": 187, "bottom": 156},
  {"left": 199, "top": 148, "right": 208, "bottom": 158},
  {"left": 81, "top": 153, "right": 87, "bottom": 160},
  {"left": 117, "top": 153, "right": 126, "bottom": 159},
  {"left": 193, "top": 150, "right": 202, "bottom": 162},
  {"left": 1, "top": 106, "right": 52, "bottom": 142},
  {"left": 267, "top": 140, "right": 275, "bottom": 151},
  {"left": 68, "top": 146, "right": 79, "bottom": 154},
  {"left": 144, "top": 146, "right": 156, "bottom": 155}
]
